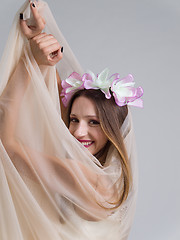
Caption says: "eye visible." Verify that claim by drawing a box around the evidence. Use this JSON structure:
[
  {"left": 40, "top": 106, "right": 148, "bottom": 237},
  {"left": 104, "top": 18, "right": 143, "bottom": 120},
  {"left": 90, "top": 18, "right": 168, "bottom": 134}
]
[
  {"left": 69, "top": 117, "right": 79, "bottom": 123},
  {"left": 89, "top": 120, "right": 100, "bottom": 126}
]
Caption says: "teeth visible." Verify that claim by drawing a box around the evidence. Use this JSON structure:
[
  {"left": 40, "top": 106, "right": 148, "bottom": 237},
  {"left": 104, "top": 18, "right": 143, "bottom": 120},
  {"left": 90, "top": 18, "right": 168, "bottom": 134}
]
[{"left": 81, "top": 142, "right": 92, "bottom": 146}]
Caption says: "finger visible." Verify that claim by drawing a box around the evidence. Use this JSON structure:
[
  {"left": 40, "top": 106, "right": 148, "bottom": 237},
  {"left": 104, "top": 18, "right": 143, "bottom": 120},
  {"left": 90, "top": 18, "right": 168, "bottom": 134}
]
[
  {"left": 53, "top": 47, "right": 63, "bottom": 61},
  {"left": 30, "top": 2, "right": 45, "bottom": 30},
  {"left": 32, "top": 32, "right": 48, "bottom": 41},
  {"left": 33, "top": 0, "right": 46, "bottom": 25},
  {"left": 39, "top": 39, "right": 58, "bottom": 50},
  {"left": 33, "top": 34, "right": 55, "bottom": 44},
  {"left": 51, "top": 54, "right": 63, "bottom": 65},
  {"left": 48, "top": 50, "right": 63, "bottom": 66},
  {"left": 33, "top": 39, "right": 59, "bottom": 55},
  {"left": 44, "top": 42, "right": 61, "bottom": 56},
  {"left": 31, "top": 34, "right": 58, "bottom": 51},
  {"left": 20, "top": 17, "right": 39, "bottom": 39},
  {"left": 20, "top": 19, "right": 32, "bottom": 37},
  {"left": 50, "top": 45, "right": 63, "bottom": 59}
]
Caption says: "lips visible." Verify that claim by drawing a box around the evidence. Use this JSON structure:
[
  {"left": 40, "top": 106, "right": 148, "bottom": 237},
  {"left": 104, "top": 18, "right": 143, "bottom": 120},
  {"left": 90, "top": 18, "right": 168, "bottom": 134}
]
[{"left": 77, "top": 140, "right": 94, "bottom": 148}]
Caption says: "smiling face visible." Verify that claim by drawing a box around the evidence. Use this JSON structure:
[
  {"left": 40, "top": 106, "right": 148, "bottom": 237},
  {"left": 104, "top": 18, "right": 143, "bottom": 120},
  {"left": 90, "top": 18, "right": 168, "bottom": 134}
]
[{"left": 68, "top": 96, "right": 108, "bottom": 155}]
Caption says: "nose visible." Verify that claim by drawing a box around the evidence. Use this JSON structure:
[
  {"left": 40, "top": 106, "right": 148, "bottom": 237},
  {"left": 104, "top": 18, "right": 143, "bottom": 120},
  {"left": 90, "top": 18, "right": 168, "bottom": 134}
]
[{"left": 73, "top": 121, "right": 88, "bottom": 138}]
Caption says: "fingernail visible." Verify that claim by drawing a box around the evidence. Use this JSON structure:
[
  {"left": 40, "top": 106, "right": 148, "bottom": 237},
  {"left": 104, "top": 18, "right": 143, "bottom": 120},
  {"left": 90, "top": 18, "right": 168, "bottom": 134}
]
[
  {"left": 32, "top": 2, "right": 36, "bottom": 7},
  {"left": 61, "top": 47, "right": 64, "bottom": 53},
  {"left": 20, "top": 13, "right": 23, "bottom": 20}
]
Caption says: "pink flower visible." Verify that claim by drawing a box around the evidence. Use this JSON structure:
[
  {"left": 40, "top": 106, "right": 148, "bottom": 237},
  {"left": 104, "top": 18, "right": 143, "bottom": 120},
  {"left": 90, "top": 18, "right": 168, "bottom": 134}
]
[
  {"left": 60, "top": 69, "right": 143, "bottom": 108},
  {"left": 111, "top": 74, "right": 143, "bottom": 108},
  {"left": 61, "top": 72, "right": 84, "bottom": 107}
]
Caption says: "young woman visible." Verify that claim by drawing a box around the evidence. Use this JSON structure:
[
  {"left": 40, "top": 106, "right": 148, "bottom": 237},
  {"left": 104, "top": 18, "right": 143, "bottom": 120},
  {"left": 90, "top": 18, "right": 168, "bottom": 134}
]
[{"left": 0, "top": 1, "right": 142, "bottom": 239}]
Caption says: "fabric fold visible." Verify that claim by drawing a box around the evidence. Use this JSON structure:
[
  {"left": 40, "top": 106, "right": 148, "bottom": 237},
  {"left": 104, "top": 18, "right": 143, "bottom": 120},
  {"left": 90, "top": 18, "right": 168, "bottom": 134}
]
[{"left": 0, "top": 1, "right": 137, "bottom": 239}]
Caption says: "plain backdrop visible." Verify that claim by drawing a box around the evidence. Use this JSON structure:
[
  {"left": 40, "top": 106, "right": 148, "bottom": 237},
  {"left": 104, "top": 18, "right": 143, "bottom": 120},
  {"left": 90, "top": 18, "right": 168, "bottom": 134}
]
[{"left": 0, "top": 1, "right": 180, "bottom": 239}]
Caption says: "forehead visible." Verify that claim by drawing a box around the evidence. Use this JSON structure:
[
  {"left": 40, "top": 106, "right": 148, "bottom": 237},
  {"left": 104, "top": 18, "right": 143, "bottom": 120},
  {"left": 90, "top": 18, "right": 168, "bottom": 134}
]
[{"left": 71, "top": 96, "right": 98, "bottom": 116}]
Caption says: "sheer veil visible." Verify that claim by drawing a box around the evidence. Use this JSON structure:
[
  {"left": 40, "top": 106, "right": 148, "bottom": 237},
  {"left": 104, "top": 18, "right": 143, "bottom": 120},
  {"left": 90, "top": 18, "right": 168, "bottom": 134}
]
[{"left": 0, "top": 1, "right": 138, "bottom": 240}]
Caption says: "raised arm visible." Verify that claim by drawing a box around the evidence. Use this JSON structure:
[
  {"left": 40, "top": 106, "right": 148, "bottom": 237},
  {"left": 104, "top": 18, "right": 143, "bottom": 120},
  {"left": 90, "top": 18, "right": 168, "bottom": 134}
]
[
  {"left": 0, "top": 2, "right": 118, "bottom": 221},
  {"left": 1, "top": 2, "right": 63, "bottom": 150},
  {"left": 20, "top": 3, "right": 65, "bottom": 117},
  {"left": 0, "top": 62, "right": 115, "bottom": 221},
  {"left": 0, "top": 59, "right": 29, "bottom": 153}
]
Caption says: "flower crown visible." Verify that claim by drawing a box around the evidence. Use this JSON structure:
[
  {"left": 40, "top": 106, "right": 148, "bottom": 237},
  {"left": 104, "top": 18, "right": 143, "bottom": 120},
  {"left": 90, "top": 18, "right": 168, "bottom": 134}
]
[{"left": 61, "top": 68, "right": 143, "bottom": 108}]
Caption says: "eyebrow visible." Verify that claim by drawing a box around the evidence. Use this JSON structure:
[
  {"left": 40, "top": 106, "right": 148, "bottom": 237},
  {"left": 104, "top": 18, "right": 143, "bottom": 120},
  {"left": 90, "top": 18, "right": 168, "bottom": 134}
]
[{"left": 70, "top": 113, "right": 98, "bottom": 118}]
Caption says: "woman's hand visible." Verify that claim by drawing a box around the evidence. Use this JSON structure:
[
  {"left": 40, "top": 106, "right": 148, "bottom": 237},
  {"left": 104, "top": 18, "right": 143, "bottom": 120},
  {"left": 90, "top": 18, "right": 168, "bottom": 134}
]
[
  {"left": 29, "top": 33, "right": 63, "bottom": 66},
  {"left": 20, "top": 1, "right": 63, "bottom": 66},
  {"left": 20, "top": 1, "right": 45, "bottom": 39}
]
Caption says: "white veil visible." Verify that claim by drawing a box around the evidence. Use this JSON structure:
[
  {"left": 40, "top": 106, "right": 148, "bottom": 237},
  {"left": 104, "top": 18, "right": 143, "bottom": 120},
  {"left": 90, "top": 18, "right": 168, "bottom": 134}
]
[{"left": 0, "top": 1, "right": 138, "bottom": 240}]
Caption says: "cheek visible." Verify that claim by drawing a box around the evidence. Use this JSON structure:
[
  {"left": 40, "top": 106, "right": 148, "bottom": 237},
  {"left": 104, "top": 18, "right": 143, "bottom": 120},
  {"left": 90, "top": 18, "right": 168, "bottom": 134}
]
[
  {"left": 94, "top": 128, "right": 108, "bottom": 144},
  {"left": 100, "top": 134, "right": 108, "bottom": 145}
]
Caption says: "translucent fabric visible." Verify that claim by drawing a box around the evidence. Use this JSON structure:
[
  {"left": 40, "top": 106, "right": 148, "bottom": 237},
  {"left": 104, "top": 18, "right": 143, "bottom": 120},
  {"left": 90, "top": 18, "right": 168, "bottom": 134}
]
[{"left": 0, "top": 1, "right": 138, "bottom": 239}]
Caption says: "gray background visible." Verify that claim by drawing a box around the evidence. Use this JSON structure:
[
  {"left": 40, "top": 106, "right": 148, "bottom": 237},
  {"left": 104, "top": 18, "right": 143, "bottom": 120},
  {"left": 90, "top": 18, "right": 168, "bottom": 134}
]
[{"left": 1, "top": 0, "right": 180, "bottom": 239}]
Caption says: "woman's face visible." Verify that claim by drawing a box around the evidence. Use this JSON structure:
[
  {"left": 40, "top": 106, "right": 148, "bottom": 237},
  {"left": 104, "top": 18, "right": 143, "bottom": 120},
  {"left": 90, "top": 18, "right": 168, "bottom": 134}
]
[{"left": 69, "top": 96, "right": 108, "bottom": 155}]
